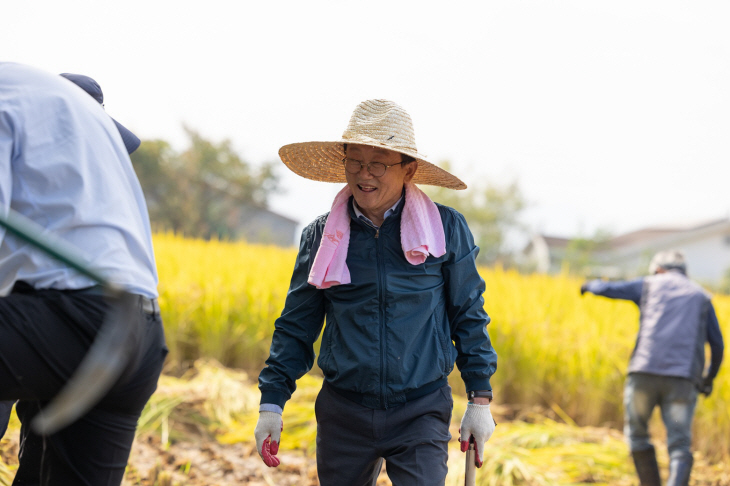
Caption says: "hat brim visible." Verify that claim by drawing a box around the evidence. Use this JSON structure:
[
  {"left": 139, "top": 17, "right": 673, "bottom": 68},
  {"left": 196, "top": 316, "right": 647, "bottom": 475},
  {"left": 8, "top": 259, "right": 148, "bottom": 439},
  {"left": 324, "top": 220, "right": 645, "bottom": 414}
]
[
  {"left": 279, "top": 141, "right": 467, "bottom": 190},
  {"left": 112, "top": 118, "right": 141, "bottom": 155}
]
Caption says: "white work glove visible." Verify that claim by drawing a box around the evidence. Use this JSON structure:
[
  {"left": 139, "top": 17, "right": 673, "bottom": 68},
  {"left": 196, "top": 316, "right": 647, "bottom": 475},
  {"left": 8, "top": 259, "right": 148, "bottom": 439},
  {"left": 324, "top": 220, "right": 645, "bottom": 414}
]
[
  {"left": 254, "top": 411, "right": 283, "bottom": 467},
  {"left": 459, "top": 403, "right": 495, "bottom": 468}
]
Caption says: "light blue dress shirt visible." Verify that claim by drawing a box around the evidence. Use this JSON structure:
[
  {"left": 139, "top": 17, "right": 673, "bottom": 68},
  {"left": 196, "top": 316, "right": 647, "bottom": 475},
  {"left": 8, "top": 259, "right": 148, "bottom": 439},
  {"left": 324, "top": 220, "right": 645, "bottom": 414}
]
[{"left": 0, "top": 62, "right": 159, "bottom": 298}]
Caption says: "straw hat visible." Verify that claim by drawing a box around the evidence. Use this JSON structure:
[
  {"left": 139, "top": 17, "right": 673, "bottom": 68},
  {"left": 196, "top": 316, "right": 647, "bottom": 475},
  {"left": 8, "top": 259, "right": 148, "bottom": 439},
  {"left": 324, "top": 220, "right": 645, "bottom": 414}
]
[{"left": 279, "top": 99, "right": 467, "bottom": 190}]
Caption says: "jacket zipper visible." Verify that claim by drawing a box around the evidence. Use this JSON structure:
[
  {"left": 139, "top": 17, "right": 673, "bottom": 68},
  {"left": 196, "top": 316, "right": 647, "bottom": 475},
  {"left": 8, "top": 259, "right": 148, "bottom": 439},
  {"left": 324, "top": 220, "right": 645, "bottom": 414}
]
[{"left": 375, "top": 224, "right": 387, "bottom": 408}]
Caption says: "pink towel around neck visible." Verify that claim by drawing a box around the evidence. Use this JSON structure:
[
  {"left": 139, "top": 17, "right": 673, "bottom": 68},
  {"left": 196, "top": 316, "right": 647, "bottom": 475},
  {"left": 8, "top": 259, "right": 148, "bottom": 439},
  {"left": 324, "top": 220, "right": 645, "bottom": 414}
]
[{"left": 307, "top": 183, "right": 446, "bottom": 289}]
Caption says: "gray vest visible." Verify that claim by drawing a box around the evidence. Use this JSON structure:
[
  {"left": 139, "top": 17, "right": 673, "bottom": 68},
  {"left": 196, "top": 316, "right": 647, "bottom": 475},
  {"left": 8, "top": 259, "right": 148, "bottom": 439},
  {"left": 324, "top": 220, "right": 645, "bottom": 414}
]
[{"left": 629, "top": 271, "right": 710, "bottom": 383}]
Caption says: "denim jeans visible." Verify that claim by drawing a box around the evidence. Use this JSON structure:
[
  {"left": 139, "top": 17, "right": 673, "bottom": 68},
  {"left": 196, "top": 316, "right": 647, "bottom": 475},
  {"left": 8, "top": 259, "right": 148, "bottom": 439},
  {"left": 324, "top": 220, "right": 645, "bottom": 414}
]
[{"left": 624, "top": 372, "right": 698, "bottom": 462}]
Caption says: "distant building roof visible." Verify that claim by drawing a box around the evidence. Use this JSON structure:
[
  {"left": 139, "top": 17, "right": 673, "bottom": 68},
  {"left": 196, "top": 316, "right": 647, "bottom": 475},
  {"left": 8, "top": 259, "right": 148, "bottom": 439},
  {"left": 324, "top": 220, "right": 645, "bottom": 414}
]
[
  {"left": 233, "top": 204, "right": 299, "bottom": 247},
  {"left": 532, "top": 218, "right": 730, "bottom": 252},
  {"left": 607, "top": 218, "right": 729, "bottom": 249},
  {"left": 606, "top": 228, "right": 681, "bottom": 248},
  {"left": 524, "top": 217, "right": 730, "bottom": 283},
  {"left": 541, "top": 235, "right": 571, "bottom": 248}
]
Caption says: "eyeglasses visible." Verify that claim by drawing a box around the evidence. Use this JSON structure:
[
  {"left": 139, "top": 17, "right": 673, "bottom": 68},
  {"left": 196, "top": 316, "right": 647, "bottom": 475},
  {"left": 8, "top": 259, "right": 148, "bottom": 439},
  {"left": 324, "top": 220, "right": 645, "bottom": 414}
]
[{"left": 343, "top": 158, "right": 403, "bottom": 177}]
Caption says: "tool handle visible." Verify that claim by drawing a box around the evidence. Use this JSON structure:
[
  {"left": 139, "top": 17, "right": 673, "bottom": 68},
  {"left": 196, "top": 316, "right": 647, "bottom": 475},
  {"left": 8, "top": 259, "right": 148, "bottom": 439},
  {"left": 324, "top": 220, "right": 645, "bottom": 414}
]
[
  {"left": 465, "top": 436, "right": 476, "bottom": 486},
  {"left": 0, "top": 208, "right": 110, "bottom": 286}
]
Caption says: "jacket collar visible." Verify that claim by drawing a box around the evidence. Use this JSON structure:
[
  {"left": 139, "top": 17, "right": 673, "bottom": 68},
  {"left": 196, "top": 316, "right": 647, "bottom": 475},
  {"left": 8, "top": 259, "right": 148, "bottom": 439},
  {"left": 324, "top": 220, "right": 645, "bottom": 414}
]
[{"left": 348, "top": 187, "right": 407, "bottom": 229}]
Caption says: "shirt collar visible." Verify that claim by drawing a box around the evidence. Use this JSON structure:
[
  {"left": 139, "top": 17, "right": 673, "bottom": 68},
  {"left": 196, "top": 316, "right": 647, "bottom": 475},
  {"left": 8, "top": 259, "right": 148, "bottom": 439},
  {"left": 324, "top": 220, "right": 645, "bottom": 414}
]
[{"left": 352, "top": 194, "right": 404, "bottom": 228}]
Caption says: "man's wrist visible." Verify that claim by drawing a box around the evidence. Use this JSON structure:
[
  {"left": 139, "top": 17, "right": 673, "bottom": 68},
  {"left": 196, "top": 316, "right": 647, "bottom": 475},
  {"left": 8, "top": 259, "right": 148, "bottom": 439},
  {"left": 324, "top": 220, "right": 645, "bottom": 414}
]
[{"left": 467, "top": 390, "right": 493, "bottom": 403}]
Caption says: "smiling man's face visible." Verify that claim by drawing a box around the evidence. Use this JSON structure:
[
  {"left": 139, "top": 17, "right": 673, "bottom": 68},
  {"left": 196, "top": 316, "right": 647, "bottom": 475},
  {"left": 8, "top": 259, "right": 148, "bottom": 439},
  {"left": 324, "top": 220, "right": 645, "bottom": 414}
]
[{"left": 344, "top": 144, "right": 418, "bottom": 227}]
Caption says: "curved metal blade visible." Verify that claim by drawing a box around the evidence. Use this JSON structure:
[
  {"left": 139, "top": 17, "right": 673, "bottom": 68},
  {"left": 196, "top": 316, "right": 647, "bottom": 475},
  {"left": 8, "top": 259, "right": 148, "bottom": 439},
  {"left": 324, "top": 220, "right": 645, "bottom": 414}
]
[
  {"left": 0, "top": 208, "right": 142, "bottom": 434},
  {"left": 31, "top": 290, "right": 140, "bottom": 435}
]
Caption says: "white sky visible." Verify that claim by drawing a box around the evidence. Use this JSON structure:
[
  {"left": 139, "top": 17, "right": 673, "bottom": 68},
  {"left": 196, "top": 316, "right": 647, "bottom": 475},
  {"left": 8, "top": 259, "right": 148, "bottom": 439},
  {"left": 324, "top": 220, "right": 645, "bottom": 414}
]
[{"left": 4, "top": 1, "right": 729, "bottom": 240}]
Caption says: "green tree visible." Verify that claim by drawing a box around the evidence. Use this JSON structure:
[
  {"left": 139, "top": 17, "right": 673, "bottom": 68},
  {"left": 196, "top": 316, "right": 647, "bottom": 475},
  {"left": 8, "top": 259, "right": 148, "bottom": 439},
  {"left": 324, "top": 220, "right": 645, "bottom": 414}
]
[
  {"left": 131, "top": 126, "right": 278, "bottom": 239},
  {"left": 423, "top": 162, "right": 525, "bottom": 265},
  {"left": 563, "top": 229, "right": 613, "bottom": 275}
]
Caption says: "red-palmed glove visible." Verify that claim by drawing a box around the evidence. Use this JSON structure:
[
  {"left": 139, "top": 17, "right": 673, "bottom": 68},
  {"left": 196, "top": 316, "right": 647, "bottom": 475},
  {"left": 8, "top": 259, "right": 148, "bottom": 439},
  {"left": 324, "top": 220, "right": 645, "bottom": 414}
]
[
  {"left": 459, "top": 403, "right": 495, "bottom": 468},
  {"left": 254, "top": 411, "right": 283, "bottom": 467}
]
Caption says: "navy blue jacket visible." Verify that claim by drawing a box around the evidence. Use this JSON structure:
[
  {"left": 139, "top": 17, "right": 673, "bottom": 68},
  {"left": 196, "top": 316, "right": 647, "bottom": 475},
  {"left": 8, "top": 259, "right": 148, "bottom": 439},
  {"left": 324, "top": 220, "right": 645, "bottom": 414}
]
[
  {"left": 259, "top": 197, "right": 497, "bottom": 409},
  {"left": 585, "top": 273, "right": 724, "bottom": 381}
]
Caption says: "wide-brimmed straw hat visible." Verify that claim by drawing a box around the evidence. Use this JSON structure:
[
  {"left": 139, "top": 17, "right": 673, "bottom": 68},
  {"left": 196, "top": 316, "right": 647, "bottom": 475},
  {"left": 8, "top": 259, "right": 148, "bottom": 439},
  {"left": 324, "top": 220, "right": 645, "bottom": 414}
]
[{"left": 279, "top": 99, "right": 466, "bottom": 190}]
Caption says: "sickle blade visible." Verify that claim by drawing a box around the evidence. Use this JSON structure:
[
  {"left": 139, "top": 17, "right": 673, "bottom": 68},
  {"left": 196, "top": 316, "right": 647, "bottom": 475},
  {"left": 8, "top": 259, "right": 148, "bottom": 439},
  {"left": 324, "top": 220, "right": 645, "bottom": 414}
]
[{"left": 32, "top": 290, "right": 140, "bottom": 435}]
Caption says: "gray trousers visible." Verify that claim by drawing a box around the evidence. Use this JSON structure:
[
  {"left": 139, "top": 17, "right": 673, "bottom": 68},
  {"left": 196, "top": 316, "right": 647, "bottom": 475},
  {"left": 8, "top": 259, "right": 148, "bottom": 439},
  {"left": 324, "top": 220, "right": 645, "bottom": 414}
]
[
  {"left": 314, "top": 382, "right": 453, "bottom": 486},
  {"left": 624, "top": 372, "right": 698, "bottom": 462}
]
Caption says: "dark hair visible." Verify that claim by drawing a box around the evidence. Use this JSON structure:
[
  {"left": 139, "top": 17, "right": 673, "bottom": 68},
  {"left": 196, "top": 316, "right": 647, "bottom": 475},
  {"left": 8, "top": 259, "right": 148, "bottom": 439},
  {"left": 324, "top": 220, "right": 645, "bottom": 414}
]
[{"left": 343, "top": 143, "right": 415, "bottom": 166}]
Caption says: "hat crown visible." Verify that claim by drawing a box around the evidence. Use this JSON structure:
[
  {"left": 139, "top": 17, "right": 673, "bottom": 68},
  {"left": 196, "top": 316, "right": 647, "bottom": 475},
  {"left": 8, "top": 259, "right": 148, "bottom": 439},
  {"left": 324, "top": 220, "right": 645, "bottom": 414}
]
[
  {"left": 60, "top": 73, "right": 104, "bottom": 104},
  {"left": 649, "top": 249, "right": 687, "bottom": 274},
  {"left": 342, "top": 99, "right": 418, "bottom": 154}
]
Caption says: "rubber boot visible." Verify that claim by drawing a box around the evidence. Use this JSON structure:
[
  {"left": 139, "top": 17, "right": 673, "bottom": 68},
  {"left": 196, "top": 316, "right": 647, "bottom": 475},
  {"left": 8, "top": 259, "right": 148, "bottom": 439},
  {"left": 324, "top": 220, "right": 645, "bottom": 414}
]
[
  {"left": 666, "top": 457, "right": 692, "bottom": 486},
  {"left": 632, "top": 446, "right": 662, "bottom": 486}
]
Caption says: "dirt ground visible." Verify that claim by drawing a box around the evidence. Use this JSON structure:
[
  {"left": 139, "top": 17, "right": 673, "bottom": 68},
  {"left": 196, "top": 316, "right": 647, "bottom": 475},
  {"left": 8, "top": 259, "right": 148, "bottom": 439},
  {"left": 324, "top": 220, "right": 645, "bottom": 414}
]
[
  {"left": 1, "top": 429, "right": 396, "bottom": 485},
  {"left": 3, "top": 424, "right": 730, "bottom": 485},
  {"left": 125, "top": 433, "right": 382, "bottom": 486},
  {"left": 123, "top": 431, "right": 730, "bottom": 486}
]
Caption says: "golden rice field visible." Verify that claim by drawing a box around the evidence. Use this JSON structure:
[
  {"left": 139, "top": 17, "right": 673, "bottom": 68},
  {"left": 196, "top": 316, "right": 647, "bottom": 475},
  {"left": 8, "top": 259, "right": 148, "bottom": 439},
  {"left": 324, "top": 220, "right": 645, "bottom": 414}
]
[{"left": 154, "top": 232, "right": 730, "bottom": 462}]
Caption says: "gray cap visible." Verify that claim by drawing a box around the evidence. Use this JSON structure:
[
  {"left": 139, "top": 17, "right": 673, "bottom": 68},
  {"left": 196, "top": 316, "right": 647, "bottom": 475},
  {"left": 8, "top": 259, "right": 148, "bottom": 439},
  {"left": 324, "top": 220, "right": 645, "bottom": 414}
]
[{"left": 648, "top": 250, "right": 687, "bottom": 275}]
